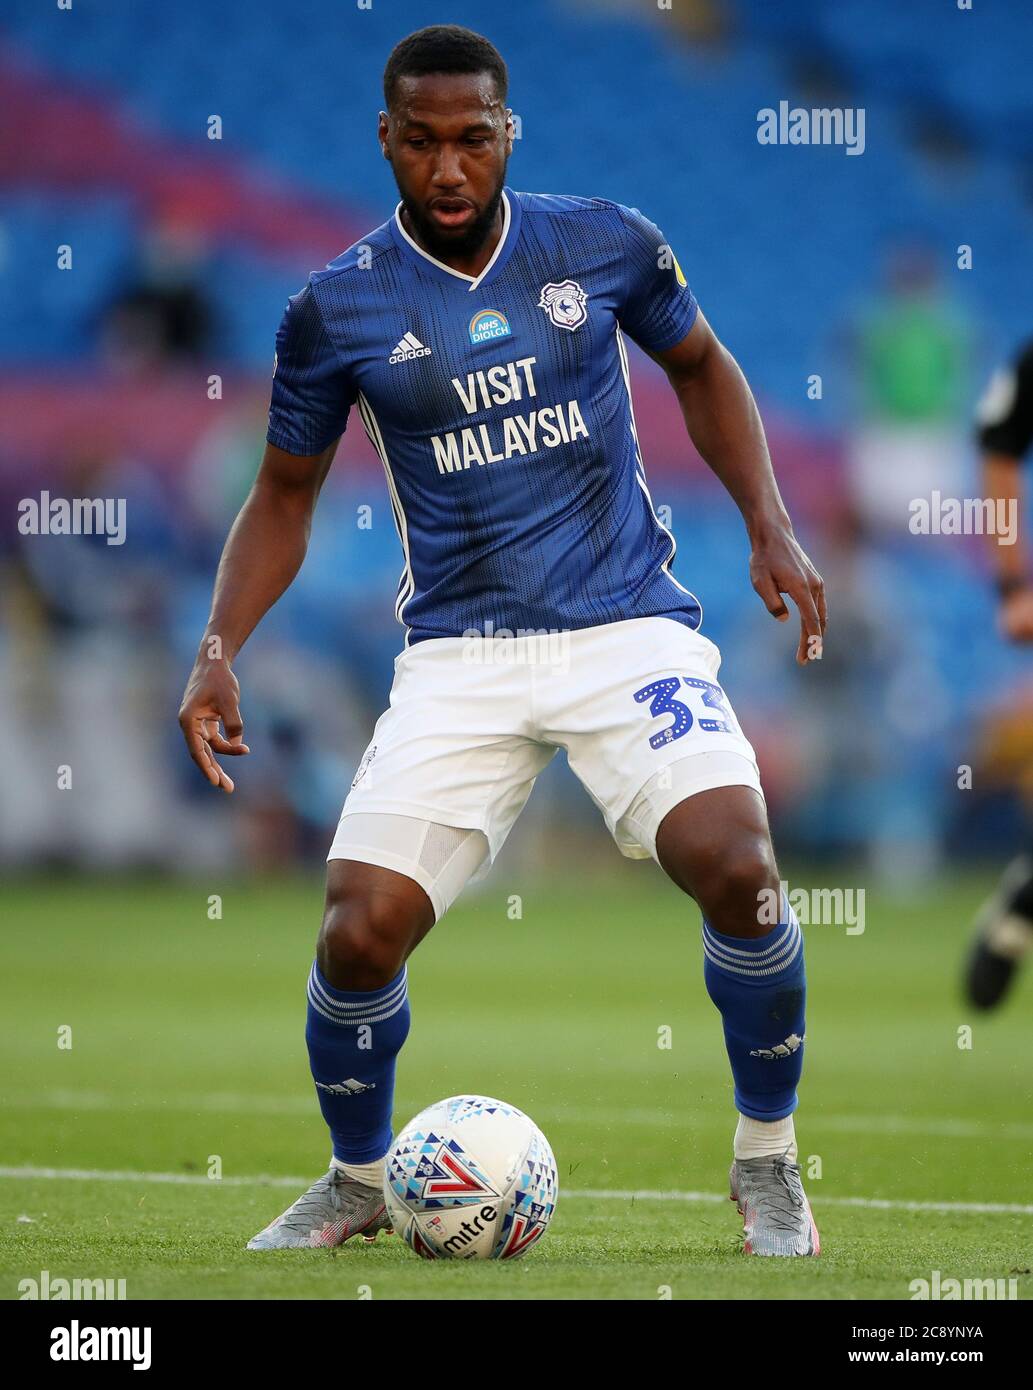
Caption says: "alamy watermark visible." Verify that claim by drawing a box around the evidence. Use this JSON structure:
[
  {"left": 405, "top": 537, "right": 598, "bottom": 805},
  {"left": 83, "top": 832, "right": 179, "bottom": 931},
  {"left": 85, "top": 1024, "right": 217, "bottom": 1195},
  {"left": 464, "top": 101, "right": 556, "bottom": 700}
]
[
  {"left": 461, "top": 621, "right": 571, "bottom": 672},
  {"left": 908, "top": 492, "right": 1016, "bottom": 544},
  {"left": 19, "top": 1269, "right": 127, "bottom": 1300},
  {"left": 17, "top": 492, "right": 126, "bottom": 546},
  {"left": 759, "top": 880, "right": 865, "bottom": 935},
  {"left": 757, "top": 101, "right": 865, "bottom": 156},
  {"left": 909, "top": 1269, "right": 1017, "bottom": 1301},
  {"left": 49, "top": 1320, "right": 151, "bottom": 1370}
]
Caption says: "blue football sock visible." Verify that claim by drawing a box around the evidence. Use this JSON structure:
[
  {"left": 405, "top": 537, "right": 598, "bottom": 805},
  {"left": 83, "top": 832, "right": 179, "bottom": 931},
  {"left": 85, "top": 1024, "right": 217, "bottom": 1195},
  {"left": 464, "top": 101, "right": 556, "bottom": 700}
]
[
  {"left": 702, "top": 905, "right": 806, "bottom": 1122},
  {"left": 305, "top": 961, "right": 411, "bottom": 1164}
]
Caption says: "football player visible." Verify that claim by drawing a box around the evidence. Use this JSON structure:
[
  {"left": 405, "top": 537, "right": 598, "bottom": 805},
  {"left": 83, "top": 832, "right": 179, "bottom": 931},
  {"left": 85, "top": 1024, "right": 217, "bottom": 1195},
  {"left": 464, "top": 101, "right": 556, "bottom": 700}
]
[
  {"left": 179, "top": 25, "right": 825, "bottom": 1256},
  {"left": 964, "top": 339, "right": 1033, "bottom": 1008}
]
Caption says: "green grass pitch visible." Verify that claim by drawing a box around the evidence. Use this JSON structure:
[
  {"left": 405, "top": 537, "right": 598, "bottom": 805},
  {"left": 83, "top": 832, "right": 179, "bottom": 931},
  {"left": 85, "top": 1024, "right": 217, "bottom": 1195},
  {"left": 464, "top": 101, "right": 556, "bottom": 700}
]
[{"left": 2, "top": 868, "right": 1032, "bottom": 1300}]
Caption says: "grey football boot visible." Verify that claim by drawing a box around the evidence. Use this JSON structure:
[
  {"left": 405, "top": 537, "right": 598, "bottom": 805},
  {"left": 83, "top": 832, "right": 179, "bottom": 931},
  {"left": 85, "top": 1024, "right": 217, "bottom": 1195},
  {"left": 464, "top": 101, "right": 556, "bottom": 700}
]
[
  {"left": 729, "top": 1152, "right": 820, "bottom": 1256},
  {"left": 247, "top": 1167, "right": 391, "bottom": 1250}
]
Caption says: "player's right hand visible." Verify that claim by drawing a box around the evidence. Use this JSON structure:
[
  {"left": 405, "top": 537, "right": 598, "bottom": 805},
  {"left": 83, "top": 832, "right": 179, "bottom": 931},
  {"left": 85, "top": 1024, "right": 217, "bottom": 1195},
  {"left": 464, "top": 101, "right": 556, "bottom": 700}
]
[
  {"left": 999, "top": 586, "right": 1033, "bottom": 643},
  {"left": 178, "top": 658, "right": 250, "bottom": 793}
]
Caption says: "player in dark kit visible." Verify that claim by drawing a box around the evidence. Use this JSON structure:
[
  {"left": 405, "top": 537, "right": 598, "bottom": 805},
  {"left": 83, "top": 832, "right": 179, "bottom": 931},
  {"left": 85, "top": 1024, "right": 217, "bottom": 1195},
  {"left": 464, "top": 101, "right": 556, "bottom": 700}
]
[
  {"left": 964, "top": 339, "right": 1033, "bottom": 1008},
  {"left": 178, "top": 26, "right": 826, "bottom": 1255}
]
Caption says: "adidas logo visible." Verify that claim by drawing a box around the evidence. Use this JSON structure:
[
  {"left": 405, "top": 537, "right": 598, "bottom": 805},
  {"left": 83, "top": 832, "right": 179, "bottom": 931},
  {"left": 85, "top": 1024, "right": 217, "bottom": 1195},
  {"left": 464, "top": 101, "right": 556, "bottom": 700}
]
[
  {"left": 314, "top": 1078, "right": 376, "bottom": 1096},
  {"left": 750, "top": 1032, "right": 805, "bottom": 1060},
  {"left": 389, "top": 331, "right": 432, "bottom": 364}
]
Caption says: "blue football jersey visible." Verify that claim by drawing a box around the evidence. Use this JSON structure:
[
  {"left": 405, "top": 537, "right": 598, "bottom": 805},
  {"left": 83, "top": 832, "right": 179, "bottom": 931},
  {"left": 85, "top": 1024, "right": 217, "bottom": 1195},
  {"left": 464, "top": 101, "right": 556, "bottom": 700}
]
[{"left": 267, "top": 188, "right": 702, "bottom": 645}]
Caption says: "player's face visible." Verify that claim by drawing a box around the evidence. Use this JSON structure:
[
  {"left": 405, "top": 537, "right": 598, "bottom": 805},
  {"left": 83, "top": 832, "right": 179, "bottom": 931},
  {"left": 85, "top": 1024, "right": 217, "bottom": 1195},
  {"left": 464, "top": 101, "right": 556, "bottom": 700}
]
[{"left": 380, "top": 72, "right": 514, "bottom": 258}]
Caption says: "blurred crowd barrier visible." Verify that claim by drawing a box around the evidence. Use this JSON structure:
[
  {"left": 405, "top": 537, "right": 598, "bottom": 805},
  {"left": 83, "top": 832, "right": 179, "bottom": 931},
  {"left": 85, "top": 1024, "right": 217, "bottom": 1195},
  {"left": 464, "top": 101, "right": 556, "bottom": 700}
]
[
  {"left": 2, "top": 0, "right": 1031, "bottom": 883},
  {"left": 2, "top": 378, "right": 1030, "bottom": 885}
]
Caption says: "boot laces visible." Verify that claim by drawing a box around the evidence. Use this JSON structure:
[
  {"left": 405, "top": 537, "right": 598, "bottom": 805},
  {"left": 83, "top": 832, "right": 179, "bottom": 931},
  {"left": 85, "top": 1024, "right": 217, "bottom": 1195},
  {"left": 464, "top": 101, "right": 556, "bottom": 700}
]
[{"left": 748, "top": 1155, "right": 804, "bottom": 1233}]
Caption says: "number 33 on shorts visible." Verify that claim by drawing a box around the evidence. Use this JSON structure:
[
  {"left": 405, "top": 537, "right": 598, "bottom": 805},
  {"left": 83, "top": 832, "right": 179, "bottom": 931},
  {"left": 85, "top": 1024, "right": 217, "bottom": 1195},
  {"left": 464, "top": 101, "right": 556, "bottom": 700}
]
[{"left": 633, "top": 675, "right": 739, "bottom": 748}]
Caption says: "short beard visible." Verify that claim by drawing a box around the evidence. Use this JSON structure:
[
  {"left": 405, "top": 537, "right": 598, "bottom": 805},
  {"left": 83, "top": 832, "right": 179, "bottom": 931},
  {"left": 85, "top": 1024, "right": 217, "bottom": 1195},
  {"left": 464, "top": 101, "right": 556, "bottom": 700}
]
[{"left": 400, "top": 171, "right": 507, "bottom": 261}]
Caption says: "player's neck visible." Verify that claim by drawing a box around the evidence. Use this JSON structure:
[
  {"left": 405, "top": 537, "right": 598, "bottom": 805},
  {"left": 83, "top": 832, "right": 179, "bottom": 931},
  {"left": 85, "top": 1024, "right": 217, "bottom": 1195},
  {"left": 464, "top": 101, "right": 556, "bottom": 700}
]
[{"left": 400, "top": 203, "right": 505, "bottom": 280}]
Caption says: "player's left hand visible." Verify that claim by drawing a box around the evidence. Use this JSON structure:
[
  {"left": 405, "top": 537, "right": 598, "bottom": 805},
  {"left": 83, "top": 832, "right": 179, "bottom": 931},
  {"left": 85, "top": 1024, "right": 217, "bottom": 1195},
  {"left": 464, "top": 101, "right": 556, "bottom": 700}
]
[{"left": 748, "top": 524, "right": 827, "bottom": 666}]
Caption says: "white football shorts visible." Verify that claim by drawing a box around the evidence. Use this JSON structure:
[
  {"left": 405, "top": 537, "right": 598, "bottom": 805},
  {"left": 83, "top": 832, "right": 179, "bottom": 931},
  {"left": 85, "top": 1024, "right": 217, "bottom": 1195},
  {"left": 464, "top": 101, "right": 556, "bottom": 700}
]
[{"left": 328, "top": 616, "right": 763, "bottom": 918}]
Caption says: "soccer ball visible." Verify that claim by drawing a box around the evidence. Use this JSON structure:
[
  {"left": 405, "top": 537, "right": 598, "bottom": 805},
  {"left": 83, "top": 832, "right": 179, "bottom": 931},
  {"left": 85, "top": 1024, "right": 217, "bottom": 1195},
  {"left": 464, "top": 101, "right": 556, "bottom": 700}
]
[{"left": 384, "top": 1095, "right": 558, "bottom": 1260}]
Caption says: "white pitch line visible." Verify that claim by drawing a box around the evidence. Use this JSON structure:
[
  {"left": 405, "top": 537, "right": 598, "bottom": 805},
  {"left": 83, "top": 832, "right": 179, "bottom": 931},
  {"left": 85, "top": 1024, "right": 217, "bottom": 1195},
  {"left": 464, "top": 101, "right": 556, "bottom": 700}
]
[
  {"left": 0, "top": 1166, "right": 306, "bottom": 1189},
  {"left": 1, "top": 1167, "right": 1031, "bottom": 1216},
  {"left": 569, "top": 1188, "right": 1033, "bottom": 1216}
]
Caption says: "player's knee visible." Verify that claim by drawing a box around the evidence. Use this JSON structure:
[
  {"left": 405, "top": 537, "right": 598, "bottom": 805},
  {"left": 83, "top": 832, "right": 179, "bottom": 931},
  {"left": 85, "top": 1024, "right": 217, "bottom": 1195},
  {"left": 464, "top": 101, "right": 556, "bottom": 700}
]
[
  {"left": 691, "top": 833, "right": 779, "bottom": 938},
  {"left": 318, "top": 889, "right": 413, "bottom": 990}
]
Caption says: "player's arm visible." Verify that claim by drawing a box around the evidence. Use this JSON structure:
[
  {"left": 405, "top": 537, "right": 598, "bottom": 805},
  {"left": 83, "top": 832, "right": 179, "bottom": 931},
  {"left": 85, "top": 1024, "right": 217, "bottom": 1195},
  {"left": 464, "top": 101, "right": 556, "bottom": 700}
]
[
  {"left": 649, "top": 311, "right": 826, "bottom": 666},
  {"left": 178, "top": 440, "right": 338, "bottom": 792},
  {"left": 976, "top": 344, "right": 1033, "bottom": 643}
]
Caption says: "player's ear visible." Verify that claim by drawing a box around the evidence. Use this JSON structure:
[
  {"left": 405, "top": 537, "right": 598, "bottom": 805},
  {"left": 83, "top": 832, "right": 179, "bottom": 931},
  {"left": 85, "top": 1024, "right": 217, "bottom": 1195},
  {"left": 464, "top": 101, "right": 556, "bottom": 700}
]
[
  {"left": 504, "top": 108, "right": 515, "bottom": 155},
  {"left": 377, "top": 111, "right": 390, "bottom": 158}
]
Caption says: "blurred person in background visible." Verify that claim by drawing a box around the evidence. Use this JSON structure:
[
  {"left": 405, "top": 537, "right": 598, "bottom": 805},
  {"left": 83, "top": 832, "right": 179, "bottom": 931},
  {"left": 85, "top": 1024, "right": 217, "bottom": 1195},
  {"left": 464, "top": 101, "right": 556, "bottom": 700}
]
[
  {"left": 7, "top": 441, "right": 183, "bottom": 867},
  {"left": 100, "top": 214, "right": 216, "bottom": 373},
  {"left": 834, "top": 242, "right": 977, "bottom": 883},
  {"left": 964, "top": 339, "right": 1033, "bottom": 1009},
  {"left": 847, "top": 243, "right": 971, "bottom": 538}
]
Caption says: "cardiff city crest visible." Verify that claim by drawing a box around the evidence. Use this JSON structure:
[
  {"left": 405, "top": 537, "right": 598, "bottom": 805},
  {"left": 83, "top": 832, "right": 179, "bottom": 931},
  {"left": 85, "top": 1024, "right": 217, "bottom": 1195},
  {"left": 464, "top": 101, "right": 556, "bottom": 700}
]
[{"left": 537, "top": 280, "right": 588, "bottom": 331}]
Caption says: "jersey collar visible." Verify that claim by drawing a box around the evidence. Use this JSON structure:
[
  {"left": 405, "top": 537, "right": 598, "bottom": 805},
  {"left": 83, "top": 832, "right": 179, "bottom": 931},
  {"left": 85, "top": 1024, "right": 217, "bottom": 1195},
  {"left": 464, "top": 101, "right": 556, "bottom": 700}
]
[{"left": 390, "top": 188, "right": 521, "bottom": 292}]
